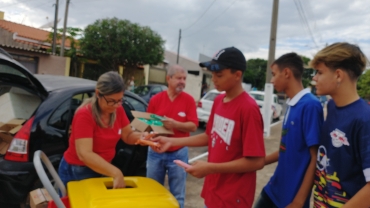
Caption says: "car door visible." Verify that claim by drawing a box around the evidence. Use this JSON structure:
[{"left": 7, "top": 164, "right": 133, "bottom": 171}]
[
  {"left": 273, "top": 95, "right": 282, "bottom": 117},
  {"left": 201, "top": 91, "right": 220, "bottom": 113}
]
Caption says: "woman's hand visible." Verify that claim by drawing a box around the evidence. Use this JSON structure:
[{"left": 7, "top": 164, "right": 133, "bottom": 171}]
[
  {"left": 112, "top": 170, "right": 125, "bottom": 189},
  {"left": 135, "top": 132, "right": 160, "bottom": 148}
]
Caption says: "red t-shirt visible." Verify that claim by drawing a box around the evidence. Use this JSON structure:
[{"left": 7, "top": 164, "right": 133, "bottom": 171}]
[
  {"left": 147, "top": 91, "right": 198, "bottom": 152},
  {"left": 202, "top": 92, "right": 265, "bottom": 208},
  {"left": 64, "top": 104, "right": 130, "bottom": 165}
]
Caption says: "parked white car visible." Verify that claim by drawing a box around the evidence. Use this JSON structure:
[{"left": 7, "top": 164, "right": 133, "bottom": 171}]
[
  {"left": 249, "top": 91, "right": 283, "bottom": 121},
  {"left": 196, "top": 89, "right": 283, "bottom": 126},
  {"left": 196, "top": 89, "right": 224, "bottom": 126}
]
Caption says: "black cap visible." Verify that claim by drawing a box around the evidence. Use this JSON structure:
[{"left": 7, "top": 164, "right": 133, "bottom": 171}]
[{"left": 199, "top": 47, "right": 247, "bottom": 71}]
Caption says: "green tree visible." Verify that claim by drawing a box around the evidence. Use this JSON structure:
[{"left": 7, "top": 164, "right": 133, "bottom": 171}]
[
  {"left": 300, "top": 55, "right": 315, "bottom": 88},
  {"left": 79, "top": 18, "right": 165, "bottom": 80},
  {"left": 244, "top": 58, "right": 267, "bottom": 90},
  {"left": 358, "top": 70, "right": 370, "bottom": 99}
]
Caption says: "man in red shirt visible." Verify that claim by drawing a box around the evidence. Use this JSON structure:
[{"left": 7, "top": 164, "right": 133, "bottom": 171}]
[
  {"left": 146, "top": 64, "right": 198, "bottom": 208},
  {"left": 151, "top": 47, "right": 266, "bottom": 208}
]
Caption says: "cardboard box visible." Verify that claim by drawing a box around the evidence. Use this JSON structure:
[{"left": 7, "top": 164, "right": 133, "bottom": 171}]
[
  {"left": 0, "top": 119, "right": 25, "bottom": 143},
  {"left": 131, "top": 111, "right": 174, "bottom": 135},
  {"left": 0, "top": 140, "right": 10, "bottom": 155},
  {"left": 29, "top": 188, "right": 52, "bottom": 208}
]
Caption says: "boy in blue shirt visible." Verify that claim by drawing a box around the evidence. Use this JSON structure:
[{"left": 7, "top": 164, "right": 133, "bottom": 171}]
[
  {"left": 254, "top": 53, "right": 323, "bottom": 208},
  {"left": 311, "top": 42, "right": 370, "bottom": 207}
]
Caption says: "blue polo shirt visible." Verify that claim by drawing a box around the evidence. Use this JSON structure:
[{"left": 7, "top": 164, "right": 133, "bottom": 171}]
[{"left": 264, "top": 89, "right": 323, "bottom": 208}]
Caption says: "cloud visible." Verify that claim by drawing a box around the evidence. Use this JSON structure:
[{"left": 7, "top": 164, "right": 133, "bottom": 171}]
[{"left": 1, "top": 0, "right": 369, "bottom": 61}]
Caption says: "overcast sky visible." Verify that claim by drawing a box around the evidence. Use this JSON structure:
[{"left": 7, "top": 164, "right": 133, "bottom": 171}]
[{"left": 1, "top": 0, "right": 370, "bottom": 63}]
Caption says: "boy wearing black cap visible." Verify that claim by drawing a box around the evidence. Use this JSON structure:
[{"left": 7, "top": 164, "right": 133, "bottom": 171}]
[{"left": 151, "top": 47, "right": 266, "bottom": 208}]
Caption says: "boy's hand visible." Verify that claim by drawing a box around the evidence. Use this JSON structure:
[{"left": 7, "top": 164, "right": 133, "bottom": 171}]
[
  {"left": 186, "top": 160, "right": 211, "bottom": 178},
  {"left": 149, "top": 136, "right": 172, "bottom": 153}
]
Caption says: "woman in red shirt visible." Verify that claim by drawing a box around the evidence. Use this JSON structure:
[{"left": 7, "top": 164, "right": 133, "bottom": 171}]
[{"left": 59, "top": 71, "right": 144, "bottom": 189}]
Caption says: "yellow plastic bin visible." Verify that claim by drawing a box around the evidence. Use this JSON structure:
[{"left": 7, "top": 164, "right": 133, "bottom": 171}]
[{"left": 67, "top": 176, "right": 179, "bottom": 208}]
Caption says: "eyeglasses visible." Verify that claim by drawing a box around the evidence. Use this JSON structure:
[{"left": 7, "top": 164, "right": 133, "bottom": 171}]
[{"left": 101, "top": 95, "right": 123, "bottom": 106}]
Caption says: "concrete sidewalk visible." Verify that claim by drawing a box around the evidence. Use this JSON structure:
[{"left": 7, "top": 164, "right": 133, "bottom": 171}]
[{"left": 184, "top": 121, "right": 283, "bottom": 208}]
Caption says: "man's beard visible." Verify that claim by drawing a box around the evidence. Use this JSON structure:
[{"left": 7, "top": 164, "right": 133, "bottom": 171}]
[{"left": 176, "top": 84, "right": 185, "bottom": 92}]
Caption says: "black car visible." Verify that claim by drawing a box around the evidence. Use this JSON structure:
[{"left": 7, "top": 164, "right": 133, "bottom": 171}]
[
  {"left": 0, "top": 49, "right": 148, "bottom": 207},
  {"left": 134, "top": 84, "right": 168, "bottom": 103}
]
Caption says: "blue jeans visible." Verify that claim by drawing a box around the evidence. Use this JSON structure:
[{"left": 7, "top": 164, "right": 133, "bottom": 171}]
[
  {"left": 58, "top": 157, "right": 102, "bottom": 189},
  {"left": 146, "top": 147, "right": 188, "bottom": 208},
  {"left": 254, "top": 188, "right": 278, "bottom": 208}
]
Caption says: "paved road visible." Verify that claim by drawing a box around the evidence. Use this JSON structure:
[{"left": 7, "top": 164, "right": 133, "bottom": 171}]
[{"left": 177, "top": 121, "right": 283, "bottom": 208}]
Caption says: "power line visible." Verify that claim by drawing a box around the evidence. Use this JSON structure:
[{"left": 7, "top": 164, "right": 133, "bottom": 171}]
[
  {"left": 293, "top": 0, "right": 319, "bottom": 49},
  {"left": 183, "top": 0, "right": 217, "bottom": 31},
  {"left": 183, "top": 0, "right": 237, "bottom": 38}
]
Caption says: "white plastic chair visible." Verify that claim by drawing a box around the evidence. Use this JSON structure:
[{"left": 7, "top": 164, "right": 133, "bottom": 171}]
[{"left": 33, "top": 150, "right": 67, "bottom": 208}]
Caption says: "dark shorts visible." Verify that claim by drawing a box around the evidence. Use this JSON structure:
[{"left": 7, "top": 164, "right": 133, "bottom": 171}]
[{"left": 254, "top": 188, "right": 278, "bottom": 208}]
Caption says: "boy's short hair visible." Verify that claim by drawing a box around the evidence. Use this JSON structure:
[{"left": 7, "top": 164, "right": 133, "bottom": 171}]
[
  {"left": 310, "top": 42, "right": 367, "bottom": 80},
  {"left": 272, "top": 52, "right": 304, "bottom": 80}
]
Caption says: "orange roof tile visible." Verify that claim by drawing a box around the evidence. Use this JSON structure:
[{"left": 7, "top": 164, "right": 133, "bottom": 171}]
[{"left": 0, "top": 19, "right": 71, "bottom": 47}]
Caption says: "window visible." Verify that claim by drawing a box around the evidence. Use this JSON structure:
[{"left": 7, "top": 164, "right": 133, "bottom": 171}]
[
  {"left": 204, "top": 92, "right": 220, "bottom": 101},
  {"left": 48, "top": 93, "right": 90, "bottom": 130},
  {"left": 134, "top": 86, "right": 151, "bottom": 96},
  {"left": 250, "top": 93, "right": 264, "bottom": 101},
  {"left": 0, "top": 63, "right": 26, "bottom": 78},
  {"left": 151, "top": 87, "right": 162, "bottom": 95},
  {"left": 124, "top": 95, "right": 146, "bottom": 112},
  {"left": 48, "top": 99, "right": 71, "bottom": 129}
]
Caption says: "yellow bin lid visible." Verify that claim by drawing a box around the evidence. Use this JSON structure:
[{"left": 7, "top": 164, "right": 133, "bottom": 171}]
[{"left": 67, "top": 176, "right": 179, "bottom": 208}]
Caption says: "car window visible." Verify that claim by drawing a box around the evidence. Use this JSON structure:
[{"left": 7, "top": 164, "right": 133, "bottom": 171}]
[
  {"left": 0, "top": 63, "right": 27, "bottom": 78},
  {"left": 250, "top": 93, "right": 264, "bottom": 101},
  {"left": 124, "top": 95, "right": 146, "bottom": 112},
  {"left": 134, "top": 86, "right": 151, "bottom": 96},
  {"left": 151, "top": 87, "right": 162, "bottom": 95},
  {"left": 203, "top": 92, "right": 220, "bottom": 101},
  {"left": 48, "top": 99, "right": 71, "bottom": 130},
  {"left": 48, "top": 93, "right": 90, "bottom": 130}
]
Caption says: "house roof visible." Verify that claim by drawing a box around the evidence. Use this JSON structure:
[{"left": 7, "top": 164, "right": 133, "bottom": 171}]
[{"left": 0, "top": 19, "right": 71, "bottom": 48}]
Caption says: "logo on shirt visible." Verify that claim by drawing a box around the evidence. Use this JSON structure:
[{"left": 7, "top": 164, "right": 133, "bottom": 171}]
[
  {"left": 118, "top": 129, "right": 121, "bottom": 135},
  {"left": 178, "top": 112, "right": 186, "bottom": 117},
  {"left": 314, "top": 145, "right": 349, "bottom": 206},
  {"left": 330, "top": 129, "right": 350, "bottom": 148},
  {"left": 317, "top": 146, "right": 330, "bottom": 171},
  {"left": 211, "top": 114, "right": 235, "bottom": 146}
]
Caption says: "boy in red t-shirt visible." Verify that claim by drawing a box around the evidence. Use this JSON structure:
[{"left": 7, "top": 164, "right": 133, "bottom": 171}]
[{"left": 152, "top": 47, "right": 266, "bottom": 208}]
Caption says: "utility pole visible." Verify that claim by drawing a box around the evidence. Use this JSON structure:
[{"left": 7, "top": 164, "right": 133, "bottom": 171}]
[
  {"left": 52, "top": 0, "right": 59, "bottom": 55},
  {"left": 265, "top": 0, "right": 279, "bottom": 83},
  {"left": 60, "top": 0, "right": 70, "bottom": 57},
  {"left": 176, "top": 29, "right": 181, "bottom": 64}
]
